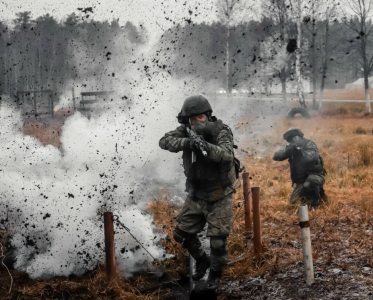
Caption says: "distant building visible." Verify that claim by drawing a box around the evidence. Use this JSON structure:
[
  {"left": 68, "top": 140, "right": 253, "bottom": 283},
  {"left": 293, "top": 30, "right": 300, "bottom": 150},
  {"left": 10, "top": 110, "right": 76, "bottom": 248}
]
[{"left": 345, "top": 77, "right": 373, "bottom": 89}]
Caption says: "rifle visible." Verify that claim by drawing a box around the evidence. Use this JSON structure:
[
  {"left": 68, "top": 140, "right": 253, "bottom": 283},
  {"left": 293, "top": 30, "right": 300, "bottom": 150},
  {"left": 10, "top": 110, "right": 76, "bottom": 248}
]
[{"left": 186, "top": 127, "right": 207, "bottom": 163}]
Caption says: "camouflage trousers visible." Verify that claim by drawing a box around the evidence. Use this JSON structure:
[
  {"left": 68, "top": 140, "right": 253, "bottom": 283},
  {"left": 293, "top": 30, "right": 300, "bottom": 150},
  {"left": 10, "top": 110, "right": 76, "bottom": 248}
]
[
  {"left": 290, "top": 174, "right": 326, "bottom": 205},
  {"left": 175, "top": 193, "right": 233, "bottom": 272}
]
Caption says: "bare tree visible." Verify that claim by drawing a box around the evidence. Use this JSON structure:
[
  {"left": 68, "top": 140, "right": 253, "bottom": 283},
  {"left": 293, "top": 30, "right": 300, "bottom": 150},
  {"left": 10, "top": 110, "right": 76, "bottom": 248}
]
[
  {"left": 262, "top": 0, "right": 293, "bottom": 101},
  {"left": 290, "top": 0, "right": 307, "bottom": 107},
  {"left": 304, "top": 0, "right": 323, "bottom": 109},
  {"left": 216, "top": 0, "right": 245, "bottom": 92},
  {"left": 318, "top": 0, "right": 340, "bottom": 110},
  {"left": 342, "top": 0, "right": 373, "bottom": 114}
]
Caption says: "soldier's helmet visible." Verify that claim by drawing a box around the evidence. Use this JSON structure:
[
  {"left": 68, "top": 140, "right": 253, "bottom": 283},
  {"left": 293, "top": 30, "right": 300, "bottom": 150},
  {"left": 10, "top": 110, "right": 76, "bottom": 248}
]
[
  {"left": 283, "top": 127, "right": 304, "bottom": 142},
  {"left": 177, "top": 95, "right": 213, "bottom": 124}
]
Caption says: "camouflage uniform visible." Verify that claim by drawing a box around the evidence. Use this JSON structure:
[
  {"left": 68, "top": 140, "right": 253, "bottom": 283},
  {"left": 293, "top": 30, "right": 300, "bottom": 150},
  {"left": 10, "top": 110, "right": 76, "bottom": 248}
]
[
  {"left": 159, "top": 120, "right": 236, "bottom": 273},
  {"left": 273, "top": 130, "right": 326, "bottom": 207}
]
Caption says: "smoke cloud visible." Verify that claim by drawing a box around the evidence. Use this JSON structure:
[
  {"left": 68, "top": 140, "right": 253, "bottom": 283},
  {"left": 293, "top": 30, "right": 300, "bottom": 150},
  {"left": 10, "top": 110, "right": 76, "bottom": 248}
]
[{"left": 0, "top": 23, "right": 291, "bottom": 279}]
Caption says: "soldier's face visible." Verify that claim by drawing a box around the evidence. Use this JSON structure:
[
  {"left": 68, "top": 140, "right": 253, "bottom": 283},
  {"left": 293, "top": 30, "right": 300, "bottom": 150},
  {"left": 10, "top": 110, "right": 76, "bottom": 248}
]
[
  {"left": 189, "top": 114, "right": 207, "bottom": 135},
  {"left": 289, "top": 136, "right": 301, "bottom": 143},
  {"left": 189, "top": 114, "right": 207, "bottom": 126}
]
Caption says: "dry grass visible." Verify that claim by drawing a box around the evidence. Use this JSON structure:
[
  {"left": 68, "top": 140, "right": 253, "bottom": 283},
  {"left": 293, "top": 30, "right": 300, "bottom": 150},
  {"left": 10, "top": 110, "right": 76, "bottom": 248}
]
[
  {"left": 149, "top": 113, "right": 373, "bottom": 287},
  {"left": 320, "top": 102, "right": 366, "bottom": 117},
  {"left": 0, "top": 266, "right": 167, "bottom": 300},
  {"left": 3, "top": 104, "right": 373, "bottom": 299},
  {"left": 311, "top": 89, "right": 373, "bottom": 100},
  {"left": 22, "top": 109, "right": 74, "bottom": 147},
  {"left": 225, "top": 115, "right": 373, "bottom": 277}
]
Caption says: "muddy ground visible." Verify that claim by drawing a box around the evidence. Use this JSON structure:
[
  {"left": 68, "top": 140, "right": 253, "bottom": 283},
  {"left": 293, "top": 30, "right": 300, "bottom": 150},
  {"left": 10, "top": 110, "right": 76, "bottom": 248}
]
[{"left": 221, "top": 258, "right": 373, "bottom": 300}]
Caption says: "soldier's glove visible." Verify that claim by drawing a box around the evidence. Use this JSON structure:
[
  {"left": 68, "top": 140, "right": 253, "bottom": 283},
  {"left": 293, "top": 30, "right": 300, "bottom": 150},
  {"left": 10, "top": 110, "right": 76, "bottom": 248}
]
[
  {"left": 190, "top": 134, "right": 208, "bottom": 156},
  {"left": 183, "top": 138, "right": 203, "bottom": 152},
  {"left": 285, "top": 143, "right": 303, "bottom": 158},
  {"left": 284, "top": 144, "right": 295, "bottom": 156},
  {"left": 183, "top": 138, "right": 192, "bottom": 150}
]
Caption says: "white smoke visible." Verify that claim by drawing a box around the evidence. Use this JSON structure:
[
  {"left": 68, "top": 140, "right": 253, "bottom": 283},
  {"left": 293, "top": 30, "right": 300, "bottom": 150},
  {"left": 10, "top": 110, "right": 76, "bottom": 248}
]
[
  {"left": 0, "top": 23, "right": 291, "bottom": 280},
  {"left": 0, "top": 102, "right": 174, "bottom": 278},
  {"left": 0, "top": 57, "right": 218, "bottom": 279}
]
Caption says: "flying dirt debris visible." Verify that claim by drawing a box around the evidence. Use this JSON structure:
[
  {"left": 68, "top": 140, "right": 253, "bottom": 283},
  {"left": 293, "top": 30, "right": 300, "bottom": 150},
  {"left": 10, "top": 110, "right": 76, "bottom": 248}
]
[{"left": 4, "top": 1, "right": 373, "bottom": 299}]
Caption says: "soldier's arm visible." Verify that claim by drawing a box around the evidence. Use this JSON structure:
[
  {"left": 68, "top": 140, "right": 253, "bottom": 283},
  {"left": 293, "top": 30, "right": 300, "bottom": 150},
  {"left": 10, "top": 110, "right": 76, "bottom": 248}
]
[
  {"left": 204, "top": 128, "right": 234, "bottom": 163},
  {"left": 302, "top": 140, "right": 319, "bottom": 162},
  {"left": 273, "top": 145, "right": 293, "bottom": 161},
  {"left": 159, "top": 125, "right": 189, "bottom": 153}
]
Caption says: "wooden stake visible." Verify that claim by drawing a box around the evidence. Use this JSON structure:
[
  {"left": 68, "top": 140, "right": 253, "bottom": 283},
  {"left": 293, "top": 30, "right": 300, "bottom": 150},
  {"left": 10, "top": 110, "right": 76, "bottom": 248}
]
[
  {"left": 242, "top": 173, "right": 253, "bottom": 244},
  {"left": 104, "top": 212, "right": 116, "bottom": 281},
  {"left": 33, "top": 92, "right": 37, "bottom": 116},
  {"left": 72, "top": 87, "right": 76, "bottom": 111},
  {"left": 252, "top": 187, "right": 262, "bottom": 254}
]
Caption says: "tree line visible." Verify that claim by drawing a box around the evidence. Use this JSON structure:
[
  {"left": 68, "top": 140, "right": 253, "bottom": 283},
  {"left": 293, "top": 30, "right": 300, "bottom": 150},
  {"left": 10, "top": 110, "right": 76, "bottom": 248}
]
[
  {"left": 1, "top": 0, "right": 373, "bottom": 112},
  {"left": 0, "top": 12, "right": 146, "bottom": 99}
]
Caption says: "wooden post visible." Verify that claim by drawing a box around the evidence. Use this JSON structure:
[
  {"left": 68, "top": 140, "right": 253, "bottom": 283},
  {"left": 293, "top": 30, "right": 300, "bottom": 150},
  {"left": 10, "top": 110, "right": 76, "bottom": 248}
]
[
  {"left": 104, "top": 212, "right": 116, "bottom": 281},
  {"left": 252, "top": 187, "right": 263, "bottom": 254},
  {"left": 72, "top": 87, "right": 76, "bottom": 111},
  {"left": 298, "top": 204, "right": 314, "bottom": 285},
  {"left": 242, "top": 173, "right": 253, "bottom": 244},
  {"left": 50, "top": 91, "right": 54, "bottom": 118},
  {"left": 33, "top": 92, "right": 37, "bottom": 116}
]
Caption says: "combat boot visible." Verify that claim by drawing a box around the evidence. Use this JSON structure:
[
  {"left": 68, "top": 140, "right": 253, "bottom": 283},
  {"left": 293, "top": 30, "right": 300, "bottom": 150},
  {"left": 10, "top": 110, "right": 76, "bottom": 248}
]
[
  {"left": 192, "top": 253, "right": 211, "bottom": 280},
  {"left": 205, "top": 270, "right": 221, "bottom": 290}
]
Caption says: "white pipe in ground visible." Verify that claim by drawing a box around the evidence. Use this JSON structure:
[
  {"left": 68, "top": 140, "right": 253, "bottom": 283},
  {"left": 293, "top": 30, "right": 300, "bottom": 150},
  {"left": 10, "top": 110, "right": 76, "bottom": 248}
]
[
  {"left": 298, "top": 204, "right": 314, "bottom": 285},
  {"left": 189, "top": 254, "right": 195, "bottom": 293}
]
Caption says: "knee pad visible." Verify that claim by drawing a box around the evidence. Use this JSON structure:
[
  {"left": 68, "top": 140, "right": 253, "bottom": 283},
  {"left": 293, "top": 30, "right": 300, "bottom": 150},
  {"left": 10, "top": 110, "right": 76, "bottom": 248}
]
[
  {"left": 210, "top": 237, "right": 227, "bottom": 255},
  {"left": 304, "top": 180, "right": 320, "bottom": 197},
  {"left": 303, "top": 181, "right": 311, "bottom": 193}
]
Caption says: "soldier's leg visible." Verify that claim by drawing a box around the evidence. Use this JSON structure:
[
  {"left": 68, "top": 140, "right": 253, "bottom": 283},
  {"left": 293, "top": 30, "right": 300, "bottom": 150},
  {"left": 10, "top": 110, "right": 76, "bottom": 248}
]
[
  {"left": 173, "top": 199, "right": 206, "bottom": 260},
  {"left": 173, "top": 227, "right": 205, "bottom": 259},
  {"left": 205, "top": 194, "right": 233, "bottom": 289},
  {"left": 209, "top": 237, "right": 228, "bottom": 272},
  {"left": 303, "top": 175, "right": 326, "bottom": 207},
  {"left": 289, "top": 183, "right": 304, "bottom": 204}
]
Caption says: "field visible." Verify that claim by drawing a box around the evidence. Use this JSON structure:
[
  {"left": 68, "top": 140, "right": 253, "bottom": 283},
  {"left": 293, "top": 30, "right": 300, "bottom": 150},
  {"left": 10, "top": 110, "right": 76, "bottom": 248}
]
[
  {"left": 1, "top": 96, "right": 373, "bottom": 299},
  {"left": 270, "top": 88, "right": 373, "bottom": 100},
  {"left": 308, "top": 89, "right": 373, "bottom": 100}
]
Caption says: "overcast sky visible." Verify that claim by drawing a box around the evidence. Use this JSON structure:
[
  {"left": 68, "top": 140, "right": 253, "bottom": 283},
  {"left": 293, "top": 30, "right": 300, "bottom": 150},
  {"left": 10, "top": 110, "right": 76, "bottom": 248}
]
[{"left": 0, "top": 0, "right": 227, "bottom": 36}]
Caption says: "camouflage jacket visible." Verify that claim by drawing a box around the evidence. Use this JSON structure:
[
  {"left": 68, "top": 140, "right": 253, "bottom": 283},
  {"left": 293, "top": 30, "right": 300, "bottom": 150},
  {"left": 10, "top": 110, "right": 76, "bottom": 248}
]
[
  {"left": 159, "top": 120, "right": 236, "bottom": 201},
  {"left": 273, "top": 138, "right": 324, "bottom": 184}
]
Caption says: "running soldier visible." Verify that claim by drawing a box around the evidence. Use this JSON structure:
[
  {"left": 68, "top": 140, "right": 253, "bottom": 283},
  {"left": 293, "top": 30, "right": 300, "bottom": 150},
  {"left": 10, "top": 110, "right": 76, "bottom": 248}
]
[
  {"left": 273, "top": 128, "right": 327, "bottom": 208},
  {"left": 159, "top": 95, "right": 239, "bottom": 290}
]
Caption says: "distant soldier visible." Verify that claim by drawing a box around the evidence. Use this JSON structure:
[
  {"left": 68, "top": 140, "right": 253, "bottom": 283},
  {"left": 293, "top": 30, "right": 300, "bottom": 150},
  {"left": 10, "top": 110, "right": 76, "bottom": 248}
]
[
  {"left": 273, "top": 128, "right": 327, "bottom": 208},
  {"left": 159, "top": 95, "right": 239, "bottom": 290}
]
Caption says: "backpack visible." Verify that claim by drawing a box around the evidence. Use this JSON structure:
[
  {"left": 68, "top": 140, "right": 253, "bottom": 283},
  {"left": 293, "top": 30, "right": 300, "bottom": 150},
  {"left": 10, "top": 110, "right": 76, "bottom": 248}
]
[
  {"left": 222, "top": 123, "right": 243, "bottom": 180},
  {"left": 310, "top": 155, "right": 326, "bottom": 176}
]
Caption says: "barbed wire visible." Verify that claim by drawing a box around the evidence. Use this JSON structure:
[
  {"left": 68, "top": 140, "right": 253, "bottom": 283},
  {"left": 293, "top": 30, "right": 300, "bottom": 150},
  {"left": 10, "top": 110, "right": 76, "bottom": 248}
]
[
  {"left": 263, "top": 212, "right": 322, "bottom": 250},
  {"left": 0, "top": 242, "right": 13, "bottom": 295},
  {"left": 112, "top": 215, "right": 156, "bottom": 261},
  {"left": 111, "top": 215, "right": 186, "bottom": 292}
]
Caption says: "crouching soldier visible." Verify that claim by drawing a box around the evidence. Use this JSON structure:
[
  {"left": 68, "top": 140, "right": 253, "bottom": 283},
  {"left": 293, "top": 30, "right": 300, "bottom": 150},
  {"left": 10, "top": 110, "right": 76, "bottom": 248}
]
[
  {"left": 273, "top": 128, "right": 327, "bottom": 208},
  {"left": 159, "top": 95, "right": 239, "bottom": 290}
]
